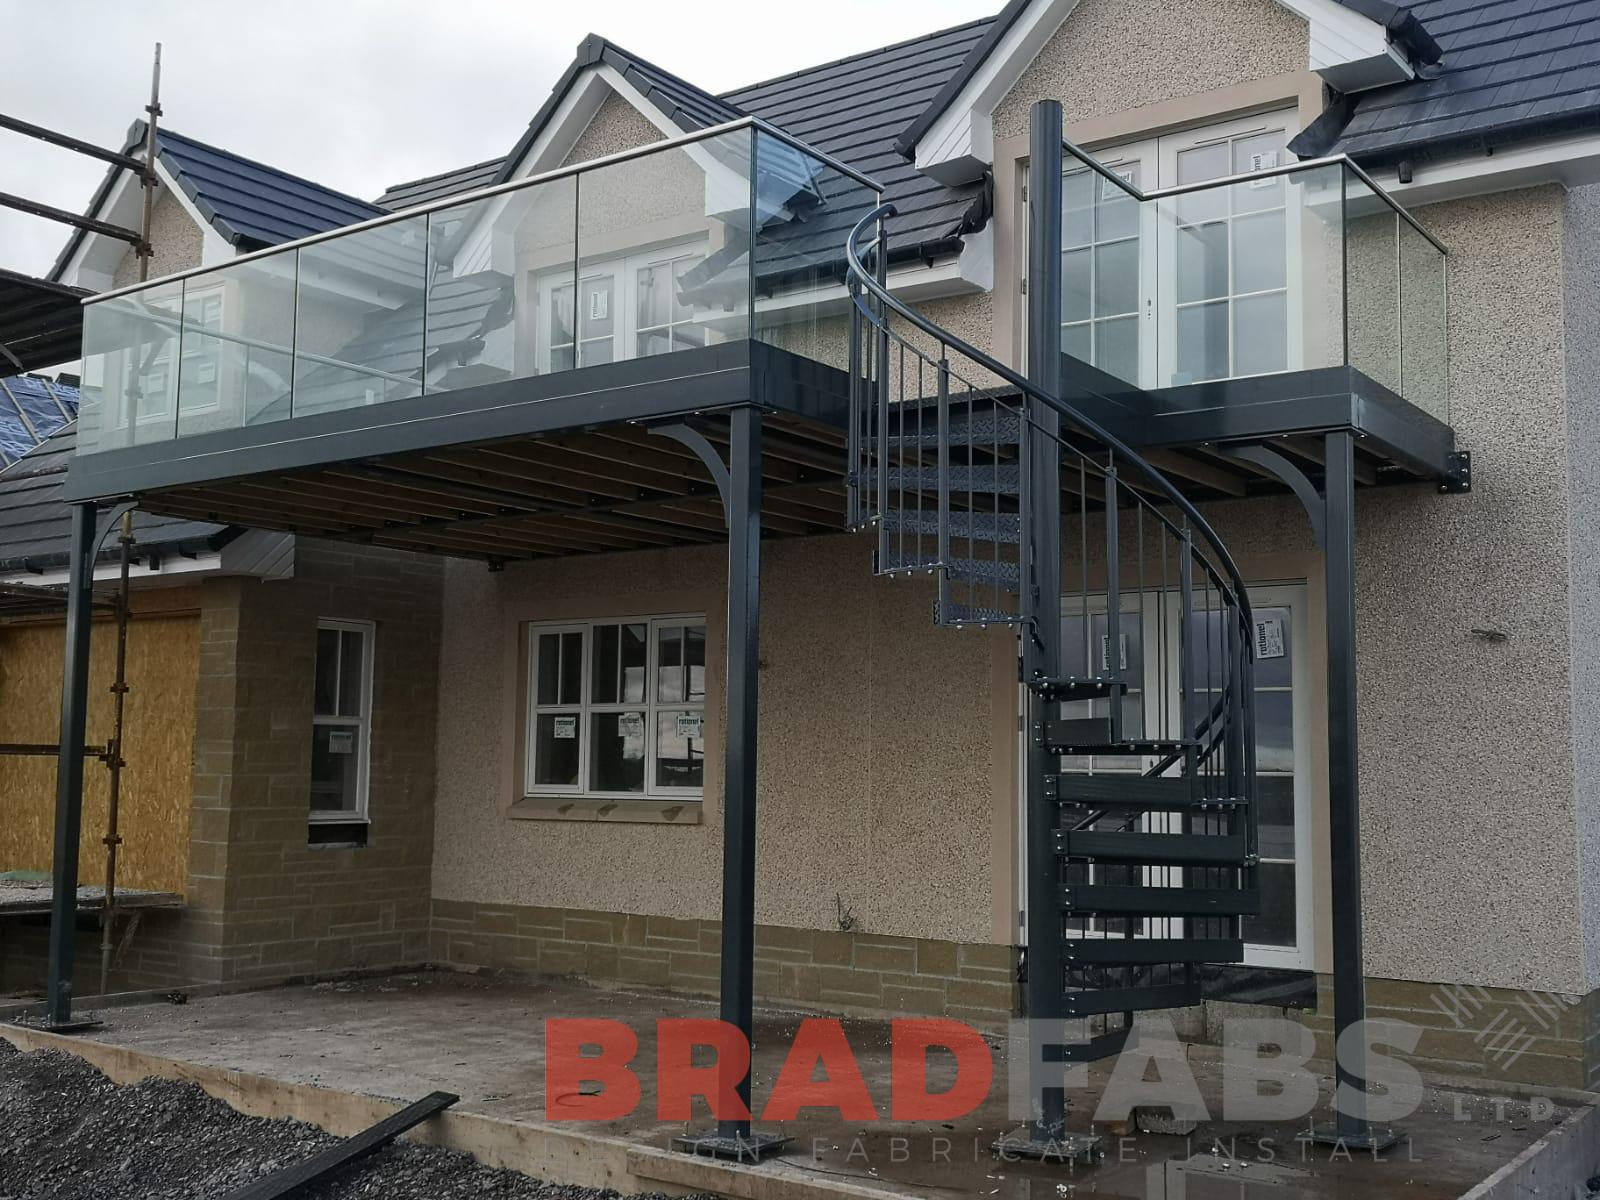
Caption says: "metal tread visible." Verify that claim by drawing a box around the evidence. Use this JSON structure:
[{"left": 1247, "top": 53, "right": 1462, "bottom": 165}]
[
  {"left": 859, "top": 463, "right": 1022, "bottom": 493},
  {"left": 1055, "top": 829, "right": 1249, "bottom": 865},
  {"left": 880, "top": 551, "right": 1019, "bottom": 589},
  {"left": 1029, "top": 674, "right": 1126, "bottom": 702},
  {"left": 1063, "top": 937, "right": 1244, "bottom": 966},
  {"left": 880, "top": 411, "right": 1022, "bottom": 446},
  {"left": 936, "top": 601, "right": 1024, "bottom": 626},
  {"left": 1045, "top": 774, "right": 1244, "bottom": 810},
  {"left": 1041, "top": 717, "right": 1193, "bottom": 755},
  {"left": 1062, "top": 982, "right": 1200, "bottom": 1018},
  {"left": 1060, "top": 884, "right": 1260, "bottom": 916},
  {"left": 879, "top": 509, "right": 1022, "bottom": 542}
]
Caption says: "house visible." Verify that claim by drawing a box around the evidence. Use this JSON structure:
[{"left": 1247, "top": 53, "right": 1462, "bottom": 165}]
[{"left": 13, "top": 0, "right": 1600, "bottom": 1156}]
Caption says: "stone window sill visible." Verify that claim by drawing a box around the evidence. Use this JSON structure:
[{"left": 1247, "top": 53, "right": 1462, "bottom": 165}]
[{"left": 509, "top": 795, "right": 703, "bottom": 825}]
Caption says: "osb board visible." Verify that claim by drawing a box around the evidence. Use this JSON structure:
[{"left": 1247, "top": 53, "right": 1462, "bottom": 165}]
[{"left": 0, "top": 610, "right": 200, "bottom": 892}]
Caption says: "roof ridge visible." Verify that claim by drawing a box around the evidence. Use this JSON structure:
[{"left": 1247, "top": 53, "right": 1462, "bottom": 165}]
[
  {"left": 588, "top": 34, "right": 744, "bottom": 116},
  {"left": 155, "top": 125, "right": 385, "bottom": 214},
  {"left": 719, "top": 15, "right": 997, "bottom": 98}
]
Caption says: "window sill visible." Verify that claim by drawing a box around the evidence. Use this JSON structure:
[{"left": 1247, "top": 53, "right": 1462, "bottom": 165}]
[{"left": 509, "top": 795, "right": 703, "bottom": 825}]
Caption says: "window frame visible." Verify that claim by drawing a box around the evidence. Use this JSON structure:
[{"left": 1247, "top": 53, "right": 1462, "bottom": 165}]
[
  {"left": 309, "top": 617, "right": 375, "bottom": 824},
  {"left": 523, "top": 614, "right": 708, "bottom": 803},
  {"left": 533, "top": 238, "right": 711, "bottom": 374}
]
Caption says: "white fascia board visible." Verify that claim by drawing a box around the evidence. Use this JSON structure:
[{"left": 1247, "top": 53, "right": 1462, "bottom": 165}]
[
  {"left": 5, "top": 553, "right": 222, "bottom": 590},
  {"left": 58, "top": 156, "right": 233, "bottom": 291},
  {"left": 1282, "top": 0, "right": 1413, "bottom": 91},
  {"left": 1368, "top": 132, "right": 1600, "bottom": 208},
  {"left": 914, "top": 0, "right": 1082, "bottom": 186},
  {"left": 752, "top": 253, "right": 985, "bottom": 327},
  {"left": 2, "top": 531, "right": 297, "bottom": 591},
  {"left": 912, "top": 0, "right": 1409, "bottom": 182}
]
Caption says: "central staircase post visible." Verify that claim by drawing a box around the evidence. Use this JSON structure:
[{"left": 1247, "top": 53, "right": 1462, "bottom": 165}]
[{"left": 1023, "top": 97, "right": 1068, "bottom": 1143}]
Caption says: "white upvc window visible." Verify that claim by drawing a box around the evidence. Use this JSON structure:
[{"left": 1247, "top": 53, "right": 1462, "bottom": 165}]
[
  {"left": 525, "top": 616, "right": 707, "bottom": 801},
  {"left": 310, "top": 618, "right": 374, "bottom": 822},
  {"left": 534, "top": 242, "right": 710, "bottom": 373}
]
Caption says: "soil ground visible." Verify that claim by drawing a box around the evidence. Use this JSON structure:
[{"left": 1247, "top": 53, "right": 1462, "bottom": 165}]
[{"left": 0, "top": 1040, "right": 707, "bottom": 1200}]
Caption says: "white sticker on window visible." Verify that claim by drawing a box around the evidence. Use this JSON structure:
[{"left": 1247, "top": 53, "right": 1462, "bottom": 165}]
[
  {"left": 327, "top": 729, "right": 355, "bottom": 755},
  {"left": 1249, "top": 150, "right": 1280, "bottom": 187},
  {"left": 676, "top": 713, "right": 703, "bottom": 739},
  {"left": 1255, "top": 617, "right": 1286, "bottom": 660},
  {"left": 589, "top": 289, "right": 609, "bottom": 321},
  {"left": 552, "top": 716, "right": 577, "bottom": 740},
  {"left": 1098, "top": 633, "right": 1129, "bottom": 673},
  {"left": 618, "top": 712, "right": 644, "bottom": 738}
]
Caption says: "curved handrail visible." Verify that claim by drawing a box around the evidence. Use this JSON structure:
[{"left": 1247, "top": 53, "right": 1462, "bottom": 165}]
[{"left": 846, "top": 202, "right": 1255, "bottom": 633}]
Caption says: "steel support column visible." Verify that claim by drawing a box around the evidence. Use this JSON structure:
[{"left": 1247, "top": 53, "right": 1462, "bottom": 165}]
[
  {"left": 670, "top": 408, "right": 785, "bottom": 1160},
  {"left": 46, "top": 502, "right": 97, "bottom": 1028},
  {"left": 1023, "top": 99, "right": 1068, "bottom": 1143}
]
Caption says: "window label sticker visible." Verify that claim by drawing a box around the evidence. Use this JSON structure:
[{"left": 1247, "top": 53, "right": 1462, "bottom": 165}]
[
  {"left": 676, "top": 713, "right": 703, "bottom": 739},
  {"left": 1098, "top": 633, "right": 1129, "bottom": 673},
  {"left": 328, "top": 729, "right": 355, "bottom": 755},
  {"left": 1256, "top": 616, "right": 1286, "bottom": 660},
  {"left": 619, "top": 713, "right": 644, "bottom": 738},
  {"left": 552, "top": 716, "right": 577, "bottom": 740}
]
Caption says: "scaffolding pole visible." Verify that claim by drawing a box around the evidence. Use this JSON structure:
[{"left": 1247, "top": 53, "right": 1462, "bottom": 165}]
[{"left": 99, "top": 511, "right": 134, "bottom": 994}]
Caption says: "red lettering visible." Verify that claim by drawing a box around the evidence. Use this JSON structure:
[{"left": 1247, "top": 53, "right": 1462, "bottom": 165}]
[
  {"left": 762, "top": 1018, "right": 878, "bottom": 1121},
  {"left": 545, "top": 1018, "right": 641, "bottom": 1120},
  {"left": 890, "top": 1018, "right": 993, "bottom": 1121},
  {"left": 656, "top": 1018, "right": 752, "bottom": 1122}
]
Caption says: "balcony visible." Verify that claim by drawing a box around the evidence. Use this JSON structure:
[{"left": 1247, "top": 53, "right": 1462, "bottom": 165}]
[
  {"left": 68, "top": 120, "right": 883, "bottom": 480},
  {"left": 1055, "top": 144, "right": 1454, "bottom": 482}
]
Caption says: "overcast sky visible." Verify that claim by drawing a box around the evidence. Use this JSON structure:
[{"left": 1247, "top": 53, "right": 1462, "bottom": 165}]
[{"left": 0, "top": 0, "right": 996, "bottom": 279}]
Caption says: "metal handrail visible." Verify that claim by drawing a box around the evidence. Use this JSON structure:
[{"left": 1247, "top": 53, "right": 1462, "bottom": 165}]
[
  {"left": 85, "top": 116, "right": 883, "bottom": 306},
  {"left": 1061, "top": 136, "right": 1448, "bottom": 256},
  {"left": 845, "top": 202, "right": 1254, "bottom": 626}
]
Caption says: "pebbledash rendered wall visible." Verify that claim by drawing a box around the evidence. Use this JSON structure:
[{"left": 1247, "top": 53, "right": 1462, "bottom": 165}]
[{"left": 422, "top": 0, "right": 1600, "bottom": 1087}]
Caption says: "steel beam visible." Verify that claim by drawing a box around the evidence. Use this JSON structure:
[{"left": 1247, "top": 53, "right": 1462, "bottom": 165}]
[{"left": 45, "top": 503, "right": 97, "bottom": 1027}]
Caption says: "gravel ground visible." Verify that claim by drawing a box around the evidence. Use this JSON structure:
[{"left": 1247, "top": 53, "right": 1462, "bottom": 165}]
[{"left": 0, "top": 1041, "right": 708, "bottom": 1199}]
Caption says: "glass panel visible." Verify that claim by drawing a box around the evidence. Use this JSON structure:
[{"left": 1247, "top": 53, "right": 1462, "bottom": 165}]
[
  {"left": 1095, "top": 318, "right": 1139, "bottom": 385},
  {"left": 1245, "top": 861, "right": 1296, "bottom": 948},
  {"left": 337, "top": 629, "right": 364, "bottom": 717},
  {"left": 535, "top": 632, "right": 561, "bottom": 706},
  {"left": 314, "top": 627, "right": 340, "bottom": 716},
  {"left": 424, "top": 173, "right": 576, "bottom": 392},
  {"left": 558, "top": 631, "right": 583, "bottom": 705},
  {"left": 1176, "top": 300, "right": 1228, "bottom": 384},
  {"left": 655, "top": 710, "right": 705, "bottom": 789},
  {"left": 1097, "top": 173, "right": 1141, "bottom": 241},
  {"left": 174, "top": 251, "right": 297, "bottom": 436},
  {"left": 310, "top": 723, "right": 361, "bottom": 813},
  {"left": 1094, "top": 240, "right": 1138, "bottom": 317},
  {"left": 590, "top": 711, "right": 646, "bottom": 792},
  {"left": 1063, "top": 169, "right": 1094, "bottom": 247},
  {"left": 1174, "top": 143, "right": 1229, "bottom": 224},
  {"left": 1234, "top": 292, "right": 1288, "bottom": 376},
  {"left": 76, "top": 278, "right": 183, "bottom": 453},
  {"left": 685, "top": 624, "right": 706, "bottom": 701},
  {"left": 1063, "top": 248, "right": 1092, "bottom": 322},
  {"left": 1175, "top": 222, "right": 1228, "bottom": 304},
  {"left": 1254, "top": 690, "right": 1294, "bottom": 774},
  {"left": 1399, "top": 216, "right": 1449, "bottom": 422},
  {"left": 1256, "top": 775, "right": 1296, "bottom": 860},
  {"left": 753, "top": 130, "right": 881, "bottom": 369},
  {"left": 658, "top": 625, "right": 684, "bottom": 703},
  {"left": 293, "top": 215, "right": 428, "bottom": 416},
  {"left": 1062, "top": 322, "right": 1091, "bottom": 362},
  {"left": 533, "top": 713, "right": 580, "bottom": 788},
  {"left": 1344, "top": 172, "right": 1401, "bottom": 395},
  {"left": 592, "top": 624, "right": 620, "bottom": 704},
  {"left": 573, "top": 128, "right": 747, "bottom": 371},
  {"left": 1232, "top": 210, "right": 1286, "bottom": 295},
  {"left": 593, "top": 623, "right": 646, "bottom": 704}
]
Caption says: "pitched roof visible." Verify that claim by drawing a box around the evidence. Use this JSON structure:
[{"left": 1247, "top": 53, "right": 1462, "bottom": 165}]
[
  {"left": 379, "top": 21, "right": 997, "bottom": 254},
  {"left": 1331, "top": 0, "right": 1600, "bottom": 163},
  {"left": 0, "top": 374, "right": 77, "bottom": 468},
  {"left": 52, "top": 124, "right": 389, "bottom": 280},
  {"left": 0, "top": 424, "right": 225, "bottom": 574}
]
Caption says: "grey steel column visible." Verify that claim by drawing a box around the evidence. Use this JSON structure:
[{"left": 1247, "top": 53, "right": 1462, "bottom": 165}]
[
  {"left": 46, "top": 502, "right": 97, "bottom": 1026},
  {"left": 1024, "top": 98, "right": 1066, "bottom": 1140},
  {"left": 1324, "top": 430, "right": 1371, "bottom": 1141},
  {"left": 718, "top": 406, "right": 762, "bottom": 1139}
]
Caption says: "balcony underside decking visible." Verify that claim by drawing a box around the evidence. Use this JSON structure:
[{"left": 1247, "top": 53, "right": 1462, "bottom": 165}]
[
  {"left": 64, "top": 343, "right": 855, "bottom": 562},
  {"left": 64, "top": 343, "right": 1459, "bottom": 563}
]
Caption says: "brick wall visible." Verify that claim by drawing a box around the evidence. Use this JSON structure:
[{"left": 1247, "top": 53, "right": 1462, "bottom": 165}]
[{"left": 430, "top": 898, "right": 1022, "bottom": 1029}]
